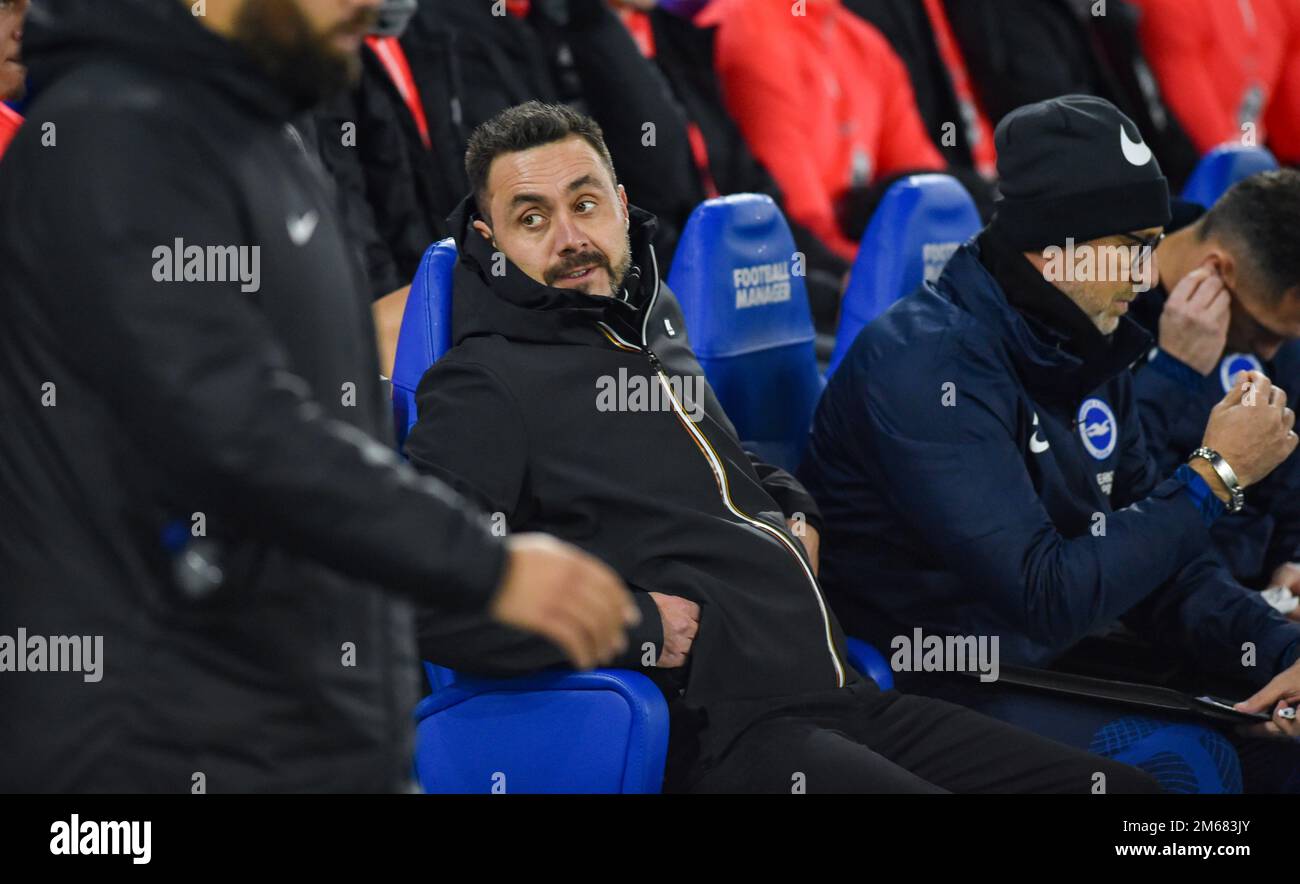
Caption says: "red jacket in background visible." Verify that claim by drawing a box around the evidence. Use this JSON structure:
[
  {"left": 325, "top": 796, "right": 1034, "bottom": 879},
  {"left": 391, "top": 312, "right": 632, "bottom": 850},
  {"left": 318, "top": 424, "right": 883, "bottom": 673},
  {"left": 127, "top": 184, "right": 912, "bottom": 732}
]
[
  {"left": 1265, "top": 0, "right": 1300, "bottom": 163},
  {"left": 921, "top": 0, "right": 996, "bottom": 179},
  {"left": 1130, "top": 0, "right": 1287, "bottom": 154},
  {"left": 0, "top": 103, "right": 21, "bottom": 160},
  {"left": 700, "top": 0, "right": 945, "bottom": 261}
]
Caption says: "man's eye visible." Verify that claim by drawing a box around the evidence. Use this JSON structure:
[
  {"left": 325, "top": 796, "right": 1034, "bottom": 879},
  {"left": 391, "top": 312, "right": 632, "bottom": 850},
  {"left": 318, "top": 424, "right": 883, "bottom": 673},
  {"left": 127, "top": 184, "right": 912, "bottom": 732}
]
[
  {"left": 521, "top": 213, "right": 544, "bottom": 228},
  {"left": 576, "top": 200, "right": 596, "bottom": 213}
]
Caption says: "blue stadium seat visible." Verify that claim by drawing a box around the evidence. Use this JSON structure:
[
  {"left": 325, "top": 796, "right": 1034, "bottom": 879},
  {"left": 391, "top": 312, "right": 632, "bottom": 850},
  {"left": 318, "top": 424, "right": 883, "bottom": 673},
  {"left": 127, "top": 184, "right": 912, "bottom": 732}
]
[
  {"left": 845, "top": 636, "right": 894, "bottom": 691},
  {"left": 1181, "top": 143, "right": 1278, "bottom": 209},
  {"left": 667, "top": 193, "right": 823, "bottom": 473},
  {"left": 414, "top": 668, "right": 670, "bottom": 794},
  {"left": 1090, "top": 716, "right": 1241, "bottom": 794},
  {"left": 391, "top": 237, "right": 457, "bottom": 451},
  {"left": 827, "top": 174, "right": 980, "bottom": 378}
]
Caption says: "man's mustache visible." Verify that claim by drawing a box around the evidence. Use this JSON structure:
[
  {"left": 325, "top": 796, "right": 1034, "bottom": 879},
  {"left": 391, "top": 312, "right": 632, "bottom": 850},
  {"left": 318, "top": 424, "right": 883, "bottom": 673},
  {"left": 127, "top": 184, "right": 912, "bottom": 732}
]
[{"left": 545, "top": 251, "right": 610, "bottom": 285}]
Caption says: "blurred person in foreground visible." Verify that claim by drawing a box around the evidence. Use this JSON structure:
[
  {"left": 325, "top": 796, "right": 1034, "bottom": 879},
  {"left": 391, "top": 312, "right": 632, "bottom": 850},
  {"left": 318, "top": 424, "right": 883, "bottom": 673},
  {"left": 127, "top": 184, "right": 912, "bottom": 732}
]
[
  {"left": 0, "top": 0, "right": 29, "bottom": 158},
  {"left": 0, "top": 0, "right": 635, "bottom": 793}
]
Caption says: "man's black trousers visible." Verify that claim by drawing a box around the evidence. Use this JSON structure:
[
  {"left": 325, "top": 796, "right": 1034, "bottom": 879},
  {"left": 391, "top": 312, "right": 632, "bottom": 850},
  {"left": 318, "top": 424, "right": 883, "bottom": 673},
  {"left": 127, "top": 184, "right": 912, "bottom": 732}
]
[{"left": 671, "top": 681, "right": 1160, "bottom": 794}]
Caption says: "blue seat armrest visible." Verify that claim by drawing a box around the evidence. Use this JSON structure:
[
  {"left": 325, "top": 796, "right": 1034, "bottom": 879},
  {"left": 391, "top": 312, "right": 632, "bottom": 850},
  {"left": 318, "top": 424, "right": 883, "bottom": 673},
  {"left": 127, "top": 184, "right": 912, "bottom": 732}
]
[{"left": 845, "top": 636, "right": 894, "bottom": 691}]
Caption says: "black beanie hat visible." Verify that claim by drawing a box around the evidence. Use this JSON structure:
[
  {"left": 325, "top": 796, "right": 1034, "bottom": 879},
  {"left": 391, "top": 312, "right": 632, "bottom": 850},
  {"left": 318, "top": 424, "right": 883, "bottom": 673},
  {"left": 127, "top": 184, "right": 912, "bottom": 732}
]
[{"left": 989, "top": 95, "right": 1171, "bottom": 251}]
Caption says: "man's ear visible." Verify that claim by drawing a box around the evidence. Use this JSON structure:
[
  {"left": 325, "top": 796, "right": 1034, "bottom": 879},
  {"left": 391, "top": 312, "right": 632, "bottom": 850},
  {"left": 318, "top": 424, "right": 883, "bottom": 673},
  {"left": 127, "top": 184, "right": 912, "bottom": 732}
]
[
  {"left": 472, "top": 219, "right": 495, "bottom": 243},
  {"left": 1022, "top": 250, "right": 1049, "bottom": 274},
  {"left": 617, "top": 184, "right": 629, "bottom": 228},
  {"left": 1209, "top": 249, "right": 1236, "bottom": 288}
]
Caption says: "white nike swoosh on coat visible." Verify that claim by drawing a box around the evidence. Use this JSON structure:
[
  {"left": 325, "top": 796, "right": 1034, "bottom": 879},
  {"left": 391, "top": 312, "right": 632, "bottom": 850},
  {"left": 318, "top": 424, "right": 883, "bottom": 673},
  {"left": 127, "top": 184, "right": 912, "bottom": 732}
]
[
  {"left": 287, "top": 211, "right": 319, "bottom": 246},
  {"left": 1030, "top": 412, "right": 1050, "bottom": 453}
]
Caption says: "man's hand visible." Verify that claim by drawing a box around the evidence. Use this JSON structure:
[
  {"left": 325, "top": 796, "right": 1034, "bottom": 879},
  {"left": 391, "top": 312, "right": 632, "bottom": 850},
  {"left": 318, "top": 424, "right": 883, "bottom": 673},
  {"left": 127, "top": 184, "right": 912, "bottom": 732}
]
[
  {"left": 371, "top": 285, "right": 410, "bottom": 379},
  {"left": 1270, "top": 562, "right": 1300, "bottom": 594},
  {"left": 1198, "top": 370, "right": 1297, "bottom": 494},
  {"left": 647, "top": 591, "right": 699, "bottom": 668},
  {"left": 788, "top": 519, "right": 820, "bottom": 576},
  {"left": 491, "top": 534, "right": 640, "bottom": 670},
  {"left": 1266, "top": 562, "right": 1300, "bottom": 622},
  {"left": 1158, "top": 262, "right": 1229, "bottom": 375},
  {"left": 1235, "top": 660, "right": 1300, "bottom": 739}
]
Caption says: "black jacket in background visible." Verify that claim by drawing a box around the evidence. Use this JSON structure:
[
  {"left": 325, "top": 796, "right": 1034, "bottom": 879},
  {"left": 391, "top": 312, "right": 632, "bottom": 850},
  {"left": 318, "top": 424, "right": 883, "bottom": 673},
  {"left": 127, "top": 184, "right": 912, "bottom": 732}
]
[
  {"left": 400, "top": 0, "right": 700, "bottom": 263},
  {"left": 0, "top": 0, "right": 506, "bottom": 792},
  {"left": 406, "top": 198, "right": 856, "bottom": 782},
  {"left": 314, "top": 45, "right": 459, "bottom": 301},
  {"left": 944, "top": 0, "right": 1200, "bottom": 188}
]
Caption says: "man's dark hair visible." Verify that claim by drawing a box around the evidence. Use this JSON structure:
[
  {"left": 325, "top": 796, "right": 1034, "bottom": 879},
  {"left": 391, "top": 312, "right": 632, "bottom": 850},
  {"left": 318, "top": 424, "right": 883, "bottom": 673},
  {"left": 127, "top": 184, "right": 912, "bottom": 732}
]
[
  {"left": 1199, "top": 169, "right": 1300, "bottom": 301},
  {"left": 465, "top": 101, "right": 618, "bottom": 223}
]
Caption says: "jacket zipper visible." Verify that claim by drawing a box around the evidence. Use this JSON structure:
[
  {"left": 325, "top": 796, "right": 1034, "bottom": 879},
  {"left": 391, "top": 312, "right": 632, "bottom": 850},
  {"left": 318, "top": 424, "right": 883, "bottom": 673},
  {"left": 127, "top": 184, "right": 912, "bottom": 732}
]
[{"left": 596, "top": 250, "right": 846, "bottom": 687}]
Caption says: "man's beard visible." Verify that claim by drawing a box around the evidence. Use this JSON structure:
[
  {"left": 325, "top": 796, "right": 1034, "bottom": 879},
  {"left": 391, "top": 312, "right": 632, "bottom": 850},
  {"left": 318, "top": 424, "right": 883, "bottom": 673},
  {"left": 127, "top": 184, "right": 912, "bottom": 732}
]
[
  {"left": 1, "top": 73, "right": 24, "bottom": 103},
  {"left": 544, "top": 230, "right": 635, "bottom": 297},
  {"left": 232, "top": 0, "right": 377, "bottom": 108}
]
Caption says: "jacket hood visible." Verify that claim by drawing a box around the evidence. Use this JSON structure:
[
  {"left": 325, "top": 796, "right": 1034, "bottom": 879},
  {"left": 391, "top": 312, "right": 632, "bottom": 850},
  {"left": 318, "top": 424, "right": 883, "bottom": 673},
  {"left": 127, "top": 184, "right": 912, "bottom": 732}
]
[
  {"left": 25, "top": 0, "right": 305, "bottom": 120},
  {"left": 934, "top": 239, "right": 1151, "bottom": 403},
  {"left": 444, "top": 193, "right": 662, "bottom": 348}
]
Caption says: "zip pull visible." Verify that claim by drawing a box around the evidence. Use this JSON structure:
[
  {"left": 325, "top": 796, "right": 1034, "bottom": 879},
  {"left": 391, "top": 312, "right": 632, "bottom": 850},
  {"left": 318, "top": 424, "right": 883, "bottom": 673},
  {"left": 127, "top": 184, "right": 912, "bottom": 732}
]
[{"left": 646, "top": 347, "right": 664, "bottom": 374}]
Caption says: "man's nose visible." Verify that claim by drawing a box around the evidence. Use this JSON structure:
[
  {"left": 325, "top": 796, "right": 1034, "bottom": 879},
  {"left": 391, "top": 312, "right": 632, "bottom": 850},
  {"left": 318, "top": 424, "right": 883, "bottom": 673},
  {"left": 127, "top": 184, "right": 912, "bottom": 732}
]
[{"left": 553, "top": 213, "right": 589, "bottom": 253}]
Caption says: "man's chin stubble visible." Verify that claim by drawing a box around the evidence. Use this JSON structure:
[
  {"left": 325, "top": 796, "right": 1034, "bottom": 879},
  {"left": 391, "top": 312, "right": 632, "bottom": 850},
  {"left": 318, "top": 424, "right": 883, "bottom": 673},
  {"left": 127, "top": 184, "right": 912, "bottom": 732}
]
[{"left": 233, "top": 0, "right": 363, "bottom": 105}]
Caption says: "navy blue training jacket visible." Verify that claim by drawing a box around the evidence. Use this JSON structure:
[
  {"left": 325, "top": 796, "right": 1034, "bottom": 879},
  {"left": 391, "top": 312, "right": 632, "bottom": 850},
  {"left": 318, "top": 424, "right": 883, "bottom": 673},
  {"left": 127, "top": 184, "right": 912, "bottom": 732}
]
[
  {"left": 1132, "top": 301, "right": 1300, "bottom": 587},
  {"left": 801, "top": 236, "right": 1300, "bottom": 686}
]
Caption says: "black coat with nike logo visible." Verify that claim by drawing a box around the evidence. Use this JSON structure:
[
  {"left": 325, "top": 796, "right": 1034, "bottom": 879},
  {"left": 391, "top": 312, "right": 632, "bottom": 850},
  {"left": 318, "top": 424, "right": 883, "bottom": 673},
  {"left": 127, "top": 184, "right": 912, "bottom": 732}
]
[
  {"left": 0, "top": 0, "right": 507, "bottom": 792},
  {"left": 406, "top": 199, "right": 859, "bottom": 773}
]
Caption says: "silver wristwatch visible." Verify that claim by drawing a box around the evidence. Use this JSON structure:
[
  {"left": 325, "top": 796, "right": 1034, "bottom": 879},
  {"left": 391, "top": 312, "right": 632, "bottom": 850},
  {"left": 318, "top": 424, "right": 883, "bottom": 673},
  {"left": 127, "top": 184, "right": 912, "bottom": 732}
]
[{"left": 1189, "top": 446, "right": 1246, "bottom": 513}]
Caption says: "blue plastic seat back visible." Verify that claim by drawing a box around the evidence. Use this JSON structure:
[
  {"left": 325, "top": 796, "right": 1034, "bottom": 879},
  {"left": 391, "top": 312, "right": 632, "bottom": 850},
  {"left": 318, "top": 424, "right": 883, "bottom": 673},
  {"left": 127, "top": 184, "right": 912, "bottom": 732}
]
[
  {"left": 667, "top": 194, "right": 823, "bottom": 473},
  {"left": 1181, "top": 144, "right": 1278, "bottom": 209},
  {"left": 414, "top": 670, "right": 670, "bottom": 793},
  {"left": 828, "top": 174, "right": 980, "bottom": 378},
  {"left": 391, "top": 238, "right": 457, "bottom": 450}
]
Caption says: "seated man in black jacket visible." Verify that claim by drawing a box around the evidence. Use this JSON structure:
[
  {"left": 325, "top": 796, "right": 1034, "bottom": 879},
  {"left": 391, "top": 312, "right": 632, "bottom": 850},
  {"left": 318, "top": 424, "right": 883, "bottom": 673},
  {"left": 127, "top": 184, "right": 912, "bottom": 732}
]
[{"left": 405, "top": 100, "right": 1158, "bottom": 794}]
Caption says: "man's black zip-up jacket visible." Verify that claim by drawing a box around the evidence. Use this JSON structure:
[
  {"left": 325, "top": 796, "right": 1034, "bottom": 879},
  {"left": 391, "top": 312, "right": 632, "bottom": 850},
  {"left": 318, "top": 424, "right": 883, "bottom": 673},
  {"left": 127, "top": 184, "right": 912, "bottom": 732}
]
[{"left": 407, "top": 198, "right": 858, "bottom": 770}]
